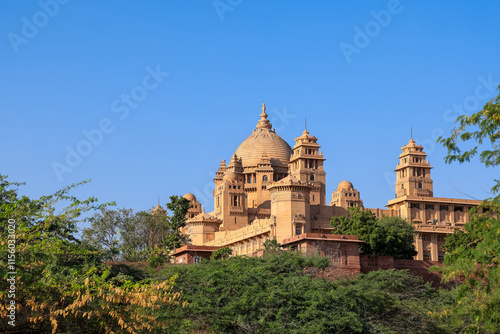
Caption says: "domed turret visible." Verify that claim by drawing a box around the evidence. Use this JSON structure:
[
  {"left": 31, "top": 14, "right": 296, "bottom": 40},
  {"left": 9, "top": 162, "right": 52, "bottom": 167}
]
[
  {"left": 338, "top": 180, "right": 354, "bottom": 189},
  {"left": 183, "top": 193, "right": 197, "bottom": 202}
]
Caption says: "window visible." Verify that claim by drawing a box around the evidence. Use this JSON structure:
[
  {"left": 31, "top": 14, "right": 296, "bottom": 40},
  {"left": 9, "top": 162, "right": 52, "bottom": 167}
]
[
  {"left": 295, "top": 225, "right": 301, "bottom": 236},
  {"left": 193, "top": 256, "right": 202, "bottom": 264},
  {"left": 454, "top": 206, "right": 463, "bottom": 212},
  {"left": 262, "top": 175, "right": 268, "bottom": 182},
  {"left": 312, "top": 195, "right": 315, "bottom": 201},
  {"left": 422, "top": 234, "right": 431, "bottom": 241},
  {"left": 410, "top": 203, "right": 420, "bottom": 209},
  {"left": 439, "top": 205, "right": 449, "bottom": 211},
  {"left": 425, "top": 204, "right": 434, "bottom": 210},
  {"left": 418, "top": 182, "right": 423, "bottom": 189},
  {"left": 437, "top": 235, "right": 446, "bottom": 242},
  {"left": 310, "top": 175, "right": 314, "bottom": 181}
]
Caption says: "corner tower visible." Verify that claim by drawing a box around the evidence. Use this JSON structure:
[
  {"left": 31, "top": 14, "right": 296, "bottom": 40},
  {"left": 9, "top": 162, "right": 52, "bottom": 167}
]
[
  {"left": 288, "top": 127, "right": 326, "bottom": 205},
  {"left": 395, "top": 138, "right": 433, "bottom": 198},
  {"left": 267, "top": 171, "right": 313, "bottom": 243}
]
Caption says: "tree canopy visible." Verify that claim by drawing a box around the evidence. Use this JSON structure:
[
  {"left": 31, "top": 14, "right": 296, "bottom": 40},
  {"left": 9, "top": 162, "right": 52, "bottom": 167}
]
[
  {"left": 0, "top": 174, "right": 183, "bottom": 333},
  {"left": 330, "top": 207, "right": 417, "bottom": 259},
  {"left": 436, "top": 85, "right": 500, "bottom": 332},
  {"left": 82, "top": 195, "right": 190, "bottom": 263},
  {"left": 154, "top": 250, "right": 458, "bottom": 333}
]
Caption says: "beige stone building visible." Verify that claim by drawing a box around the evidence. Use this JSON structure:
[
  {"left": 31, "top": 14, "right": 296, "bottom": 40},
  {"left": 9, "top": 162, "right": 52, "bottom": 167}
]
[{"left": 171, "top": 103, "right": 481, "bottom": 262}]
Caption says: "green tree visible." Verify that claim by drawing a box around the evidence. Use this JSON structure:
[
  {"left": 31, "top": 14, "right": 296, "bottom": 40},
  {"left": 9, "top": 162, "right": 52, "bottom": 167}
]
[
  {"left": 120, "top": 210, "right": 151, "bottom": 262},
  {"left": 164, "top": 195, "right": 191, "bottom": 252},
  {"left": 263, "top": 238, "right": 282, "bottom": 255},
  {"left": 436, "top": 85, "right": 500, "bottom": 332},
  {"left": 438, "top": 84, "right": 500, "bottom": 198},
  {"left": 82, "top": 207, "right": 133, "bottom": 261},
  {"left": 331, "top": 207, "right": 378, "bottom": 255},
  {"left": 331, "top": 207, "right": 417, "bottom": 259},
  {"left": 211, "top": 246, "right": 233, "bottom": 260},
  {"left": 0, "top": 174, "right": 183, "bottom": 333},
  {"left": 146, "top": 208, "right": 170, "bottom": 249},
  {"left": 373, "top": 216, "right": 417, "bottom": 259},
  {"left": 154, "top": 250, "right": 458, "bottom": 333}
]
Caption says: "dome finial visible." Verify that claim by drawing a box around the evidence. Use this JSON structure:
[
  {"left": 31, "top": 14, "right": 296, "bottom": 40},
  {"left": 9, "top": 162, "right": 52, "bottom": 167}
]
[{"left": 256, "top": 102, "right": 272, "bottom": 129}]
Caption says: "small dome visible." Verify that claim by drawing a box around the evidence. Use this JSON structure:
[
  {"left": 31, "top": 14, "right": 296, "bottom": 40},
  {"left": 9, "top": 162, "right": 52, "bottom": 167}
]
[
  {"left": 183, "top": 193, "right": 196, "bottom": 202},
  {"left": 338, "top": 180, "right": 354, "bottom": 189},
  {"left": 224, "top": 171, "right": 238, "bottom": 181}
]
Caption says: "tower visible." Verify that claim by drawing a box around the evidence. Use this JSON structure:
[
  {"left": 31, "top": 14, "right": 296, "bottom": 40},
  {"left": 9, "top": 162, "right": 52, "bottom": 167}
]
[
  {"left": 185, "top": 208, "right": 222, "bottom": 245},
  {"left": 395, "top": 138, "right": 434, "bottom": 198},
  {"left": 267, "top": 171, "right": 312, "bottom": 243},
  {"left": 213, "top": 159, "right": 227, "bottom": 191},
  {"left": 330, "top": 180, "right": 363, "bottom": 208},
  {"left": 288, "top": 128, "right": 326, "bottom": 205},
  {"left": 183, "top": 193, "right": 202, "bottom": 219},
  {"left": 213, "top": 157, "right": 248, "bottom": 230}
]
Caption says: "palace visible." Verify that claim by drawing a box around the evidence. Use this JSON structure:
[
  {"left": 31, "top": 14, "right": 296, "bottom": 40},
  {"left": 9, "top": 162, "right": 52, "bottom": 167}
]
[{"left": 167, "top": 103, "right": 481, "bottom": 264}]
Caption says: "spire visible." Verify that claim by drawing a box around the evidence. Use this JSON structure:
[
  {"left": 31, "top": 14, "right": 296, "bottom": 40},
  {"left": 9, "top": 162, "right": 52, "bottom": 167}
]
[
  {"left": 300, "top": 117, "right": 310, "bottom": 137},
  {"left": 256, "top": 102, "right": 272, "bottom": 130}
]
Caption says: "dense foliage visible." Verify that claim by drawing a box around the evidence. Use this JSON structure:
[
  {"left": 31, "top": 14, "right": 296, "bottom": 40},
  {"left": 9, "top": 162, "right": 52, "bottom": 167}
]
[
  {"left": 330, "top": 207, "right": 417, "bottom": 259},
  {"left": 210, "top": 246, "right": 233, "bottom": 260},
  {"left": 153, "top": 251, "right": 458, "bottom": 333},
  {"left": 82, "top": 195, "right": 190, "bottom": 262},
  {"left": 0, "top": 175, "right": 182, "bottom": 333},
  {"left": 436, "top": 85, "right": 500, "bottom": 333}
]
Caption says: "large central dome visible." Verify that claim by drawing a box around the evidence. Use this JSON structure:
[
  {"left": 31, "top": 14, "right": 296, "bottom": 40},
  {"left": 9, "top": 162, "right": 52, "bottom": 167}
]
[{"left": 234, "top": 104, "right": 292, "bottom": 168}]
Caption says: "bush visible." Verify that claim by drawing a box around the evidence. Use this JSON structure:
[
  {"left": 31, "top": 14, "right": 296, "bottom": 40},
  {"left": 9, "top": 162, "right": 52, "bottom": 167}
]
[
  {"left": 148, "top": 254, "right": 166, "bottom": 268},
  {"left": 153, "top": 251, "right": 457, "bottom": 333}
]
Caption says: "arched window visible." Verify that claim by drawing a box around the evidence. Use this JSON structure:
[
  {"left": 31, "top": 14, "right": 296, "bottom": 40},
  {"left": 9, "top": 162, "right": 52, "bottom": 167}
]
[
  {"left": 295, "top": 225, "right": 301, "bottom": 236},
  {"left": 262, "top": 175, "right": 268, "bottom": 182},
  {"left": 418, "top": 182, "right": 423, "bottom": 189},
  {"left": 310, "top": 175, "right": 314, "bottom": 181}
]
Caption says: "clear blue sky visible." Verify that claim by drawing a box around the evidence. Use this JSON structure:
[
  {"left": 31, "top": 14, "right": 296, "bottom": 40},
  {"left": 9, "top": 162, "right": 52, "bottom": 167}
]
[{"left": 1, "top": 1, "right": 499, "bottom": 220}]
